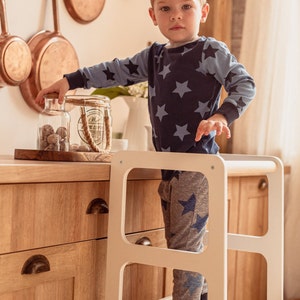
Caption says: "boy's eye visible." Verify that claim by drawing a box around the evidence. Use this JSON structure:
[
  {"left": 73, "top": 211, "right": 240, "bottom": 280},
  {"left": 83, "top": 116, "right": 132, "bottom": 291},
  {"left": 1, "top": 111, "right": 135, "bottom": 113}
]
[
  {"left": 182, "top": 4, "right": 192, "bottom": 10},
  {"left": 160, "top": 6, "right": 170, "bottom": 12}
]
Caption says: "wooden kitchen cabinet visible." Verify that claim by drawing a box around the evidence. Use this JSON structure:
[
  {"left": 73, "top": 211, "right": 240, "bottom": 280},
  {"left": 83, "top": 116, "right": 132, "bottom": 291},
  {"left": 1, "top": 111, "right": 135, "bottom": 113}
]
[
  {"left": 0, "top": 159, "right": 169, "bottom": 300},
  {"left": 0, "top": 158, "right": 271, "bottom": 300},
  {"left": 0, "top": 159, "right": 110, "bottom": 300},
  {"left": 0, "top": 178, "right": 109, "bottom": 300}
]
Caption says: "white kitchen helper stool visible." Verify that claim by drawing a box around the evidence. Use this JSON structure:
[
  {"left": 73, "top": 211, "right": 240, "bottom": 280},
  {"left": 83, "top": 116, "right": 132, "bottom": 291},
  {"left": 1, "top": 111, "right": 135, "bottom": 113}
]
[{"left": 105, "top": 151, "right": 284, "bottom": 300}]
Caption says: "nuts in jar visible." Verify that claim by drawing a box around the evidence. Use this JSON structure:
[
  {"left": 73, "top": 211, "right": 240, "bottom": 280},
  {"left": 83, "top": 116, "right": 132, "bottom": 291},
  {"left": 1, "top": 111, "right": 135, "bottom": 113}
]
[{"left": 37, "top": 94, "right": 70, "bottom": 151}]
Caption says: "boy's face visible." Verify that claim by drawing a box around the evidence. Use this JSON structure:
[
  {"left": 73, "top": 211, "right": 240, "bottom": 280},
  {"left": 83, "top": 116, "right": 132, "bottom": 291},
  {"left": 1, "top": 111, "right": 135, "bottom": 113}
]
[{"left": 149, "top": 0, "right": 209, "bottom": 47}]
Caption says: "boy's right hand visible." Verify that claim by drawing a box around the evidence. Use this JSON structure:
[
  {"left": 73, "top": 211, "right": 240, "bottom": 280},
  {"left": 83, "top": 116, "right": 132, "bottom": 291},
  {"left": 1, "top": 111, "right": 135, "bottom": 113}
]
[
  {"left": 35, "top": 77, "right": 70, "bottom": 105},
  {"left": 195, "top": 114, "right": 231, "bottom": 142}
]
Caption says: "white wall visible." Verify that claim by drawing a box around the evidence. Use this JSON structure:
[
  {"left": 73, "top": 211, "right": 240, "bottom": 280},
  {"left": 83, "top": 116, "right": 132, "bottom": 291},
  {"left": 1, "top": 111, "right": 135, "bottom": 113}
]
[{"left": 0, "top": 0, "right": 165, "bottom": 155}]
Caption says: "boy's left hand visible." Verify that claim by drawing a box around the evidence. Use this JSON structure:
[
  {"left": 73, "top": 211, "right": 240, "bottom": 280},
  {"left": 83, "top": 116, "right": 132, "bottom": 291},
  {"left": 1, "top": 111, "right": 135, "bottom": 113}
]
[{"left": 195, "top": 114, "right": 231, "bottom": 142}]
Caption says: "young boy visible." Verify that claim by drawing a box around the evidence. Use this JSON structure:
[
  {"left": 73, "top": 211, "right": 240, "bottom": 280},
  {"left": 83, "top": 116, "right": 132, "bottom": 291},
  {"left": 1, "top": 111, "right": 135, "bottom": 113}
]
[{"left": 36, "top": 0, "right": 255, "bottom": 298}]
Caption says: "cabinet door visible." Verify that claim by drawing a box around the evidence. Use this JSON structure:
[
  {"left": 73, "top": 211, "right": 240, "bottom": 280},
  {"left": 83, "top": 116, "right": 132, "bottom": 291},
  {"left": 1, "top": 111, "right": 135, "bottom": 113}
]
[
  {"left": 125, "top": 180, "right": 164, "bottom": 233},
  {"left": 0, "top": 241, "right": 97, "bottom": 300},
  {"left": 228, "top": 176, "right": 268, "bottom": 300},
  {"left": 0, "top": 181, "right": 109, "bottom": 253},
  {"left": 123, "top": 229, "right": 173, "bottom": 300}
]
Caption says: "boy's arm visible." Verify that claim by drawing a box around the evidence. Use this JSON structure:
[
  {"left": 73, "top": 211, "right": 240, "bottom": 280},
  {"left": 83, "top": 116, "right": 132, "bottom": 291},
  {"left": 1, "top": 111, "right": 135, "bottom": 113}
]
[
  {"left": 202, "top": 38, "right": 256, "bottom": 125},
  {"left": 36, "top": 47, "right": 151, "bottom": 104},
  {"left": 195, "top": 38, "right": 255, "bottom": 141},
  {"left": 66, "top": 47, "right": 150, "bottom": 90}
]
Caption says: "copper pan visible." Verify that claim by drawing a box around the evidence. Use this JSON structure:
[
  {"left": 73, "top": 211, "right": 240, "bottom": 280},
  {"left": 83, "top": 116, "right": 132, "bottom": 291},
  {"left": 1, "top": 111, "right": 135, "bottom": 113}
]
[
  {"left": 20, "top": 0, "right": 79, "bottom": 113},
  {"left": 64, "top": 0, "right": 105, "bottom": 24},
  {"left": 0, "top": 0, "right": 31, "bottom": 87}
]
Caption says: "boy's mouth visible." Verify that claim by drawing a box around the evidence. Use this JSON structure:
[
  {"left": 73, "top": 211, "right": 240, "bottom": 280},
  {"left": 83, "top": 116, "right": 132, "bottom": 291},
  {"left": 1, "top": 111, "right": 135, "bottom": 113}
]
[{"left": 170, "top": 25, "right": 184, "bottom": 31}]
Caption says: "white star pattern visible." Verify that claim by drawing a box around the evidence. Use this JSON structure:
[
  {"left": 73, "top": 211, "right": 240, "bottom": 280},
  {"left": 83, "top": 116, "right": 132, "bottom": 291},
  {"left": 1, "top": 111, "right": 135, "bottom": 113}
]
[
  {"left": 159, "top": 64, "right": 171, "bottom": 79},
  {"left": 174, "top": 124, "right": 190, "bottom": 141},
  {"left": 195, "top": 101, "right": 211, "bottom": 118},
  {"left": 172, "top": 81, "right": 192, "bottom": 98},
  {"left": 156, "top": 104, "right": 168, "bottom": 121}
]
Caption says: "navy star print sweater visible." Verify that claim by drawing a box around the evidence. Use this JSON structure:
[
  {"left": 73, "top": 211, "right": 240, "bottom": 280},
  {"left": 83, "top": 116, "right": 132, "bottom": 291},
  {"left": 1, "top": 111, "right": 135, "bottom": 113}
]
[{"left": 66, "top": 37, "right": 255, "bottom": 160}]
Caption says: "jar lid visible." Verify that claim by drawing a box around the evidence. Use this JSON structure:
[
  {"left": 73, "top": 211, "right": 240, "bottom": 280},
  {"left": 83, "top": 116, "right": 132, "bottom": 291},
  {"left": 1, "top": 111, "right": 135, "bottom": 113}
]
[{"left": 43, "top": 93, "right": 67, "bottom": 113}]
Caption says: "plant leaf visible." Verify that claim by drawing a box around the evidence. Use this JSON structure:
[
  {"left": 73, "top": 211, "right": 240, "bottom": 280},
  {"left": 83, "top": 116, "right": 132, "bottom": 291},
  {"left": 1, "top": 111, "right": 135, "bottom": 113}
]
[{"left": 92, "top": 86, "right": 130, "bottom": 100}]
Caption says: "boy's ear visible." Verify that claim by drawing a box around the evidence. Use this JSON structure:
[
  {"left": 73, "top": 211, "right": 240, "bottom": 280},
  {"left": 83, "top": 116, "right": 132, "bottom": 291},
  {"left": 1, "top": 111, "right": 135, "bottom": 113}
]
[
  {"left": 149, "top": 8, "right": 158, "bottom": 25},
  {"left": 201, "top": 3, "right": 210, "bottom": 23}
]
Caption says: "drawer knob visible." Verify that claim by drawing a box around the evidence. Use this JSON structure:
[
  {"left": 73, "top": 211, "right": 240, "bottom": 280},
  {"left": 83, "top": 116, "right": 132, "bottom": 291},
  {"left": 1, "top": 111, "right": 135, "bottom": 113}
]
[
  {"left": 86, "top": 198, "right": 109, "bottom": 214},
  {"left": 135, "top": 237, "right": 152, "bottom": 246},
  {"left": 21, "top": 255, "right": 50, "bottom": 275},
  {"left": 258, "top": 179, "right": 268, "bottom": 190}
]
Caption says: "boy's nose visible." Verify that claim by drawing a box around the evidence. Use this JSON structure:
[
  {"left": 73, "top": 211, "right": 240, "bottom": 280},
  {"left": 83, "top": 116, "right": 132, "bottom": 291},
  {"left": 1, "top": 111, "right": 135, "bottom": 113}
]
[{"left": 170, "top": 10, "right": 183, "bottom": 21}]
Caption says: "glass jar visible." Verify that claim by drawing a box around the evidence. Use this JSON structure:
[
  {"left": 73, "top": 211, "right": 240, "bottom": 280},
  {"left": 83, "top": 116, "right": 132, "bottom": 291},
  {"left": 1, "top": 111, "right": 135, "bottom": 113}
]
[
  {"left": 37, "top": 94, "right": 71, "bottom": 151},
  {"left": 65, "top": 95, "right": 112, "bottom": 153}
]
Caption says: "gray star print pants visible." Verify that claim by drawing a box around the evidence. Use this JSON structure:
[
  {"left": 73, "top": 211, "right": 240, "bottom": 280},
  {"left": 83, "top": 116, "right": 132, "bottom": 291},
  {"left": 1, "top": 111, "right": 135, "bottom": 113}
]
[{"left": 158, "top": 171, "right": 209, "bottom": 300}]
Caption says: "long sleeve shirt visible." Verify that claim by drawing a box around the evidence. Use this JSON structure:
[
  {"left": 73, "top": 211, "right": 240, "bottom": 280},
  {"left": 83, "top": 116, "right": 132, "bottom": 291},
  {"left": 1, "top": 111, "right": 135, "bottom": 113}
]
[{"left": 66, "top": 36, "right": 255, "bottom": 157}]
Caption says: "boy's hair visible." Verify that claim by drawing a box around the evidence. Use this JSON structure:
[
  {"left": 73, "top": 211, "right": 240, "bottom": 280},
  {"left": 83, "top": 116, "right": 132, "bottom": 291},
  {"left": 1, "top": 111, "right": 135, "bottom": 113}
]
[{"left": 150, "top": 0, "right": 207, "bottom": 6}]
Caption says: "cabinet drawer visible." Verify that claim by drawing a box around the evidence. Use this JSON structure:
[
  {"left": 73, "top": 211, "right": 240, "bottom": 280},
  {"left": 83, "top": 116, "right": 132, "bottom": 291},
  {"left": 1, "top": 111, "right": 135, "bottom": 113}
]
[
  {"left": 0, "top": 240, "right": 97, "bottom": 299},
  {"left": 0, "top": 181, "right": 109, "bottom": 253},
  {"left": 125, "top": 180, "right": 164, "bottom": 233}
]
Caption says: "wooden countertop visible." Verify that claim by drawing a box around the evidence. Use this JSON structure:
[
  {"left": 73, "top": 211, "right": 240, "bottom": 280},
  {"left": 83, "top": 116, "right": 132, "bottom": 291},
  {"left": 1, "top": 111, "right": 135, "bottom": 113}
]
[
  {"left": 0, "top": 154, "right": 290, "bottom": 184},
  {"left": 0, "top": 155, "right": 111, "bottom": 183}
]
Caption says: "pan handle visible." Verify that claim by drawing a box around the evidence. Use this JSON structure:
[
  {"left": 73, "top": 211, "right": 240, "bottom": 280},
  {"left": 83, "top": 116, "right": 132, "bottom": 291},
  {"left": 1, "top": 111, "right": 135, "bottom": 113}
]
[
  {"left": 52, "top": 0, "right": 61, "bottom": 34},
  {"left": 0, "top": 0, "right": 9, "bottom": 36}
]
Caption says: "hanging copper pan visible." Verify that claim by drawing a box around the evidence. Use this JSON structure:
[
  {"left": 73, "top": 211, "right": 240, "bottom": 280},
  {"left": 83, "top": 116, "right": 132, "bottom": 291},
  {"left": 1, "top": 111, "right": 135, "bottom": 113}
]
[
  {"left": 64, "top": 0, "right": 105, "bottom": 24},
  {"left": 0, "top": 0, "right": 31, "bottom": 87},
  {"left": 20, "top": 0, "right": 79, "bottom": 113}
]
